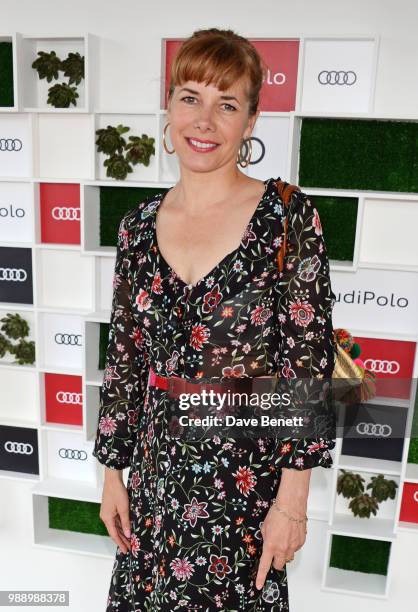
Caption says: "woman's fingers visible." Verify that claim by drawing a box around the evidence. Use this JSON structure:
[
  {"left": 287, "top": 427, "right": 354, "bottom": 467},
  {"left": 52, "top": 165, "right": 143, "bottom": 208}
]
[
  {"left": 105, "top": 516, "right": 130, "bottom": 554},
  {"left": 119, "top": 508, "right": 132, "bottom": 540},
  {"left": 99, "top": 478, "right": 132, "bottom": 554},
  {"left": 272, "top": 553, "right": 288, "bottom": 570},
  {"left": 115, "top": 515, "right": 131, "bottom": 550},
  {"left": 255, "top": 547, "right": 274, "bottom": 590}
]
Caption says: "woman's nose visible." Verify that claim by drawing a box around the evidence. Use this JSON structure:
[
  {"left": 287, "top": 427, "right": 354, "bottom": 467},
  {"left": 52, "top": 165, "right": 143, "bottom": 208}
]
[{"left": 194, "top": 107, "right": 216, "bottom": 130}]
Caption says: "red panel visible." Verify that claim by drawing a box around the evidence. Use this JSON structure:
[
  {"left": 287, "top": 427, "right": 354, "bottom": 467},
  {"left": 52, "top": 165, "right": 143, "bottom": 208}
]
[
  {"left": 399, "top": 482, "right": 418, "bottom": 524},
  {"left": 44, "top": 372, "right": 83, "bottom": 426},
  {"left": 353, "top": 337, "right": 416, "bottom": 399},
  {"left": 252, "top": 40, "right": 299, "bottom": 111},
  {"left": 40, "top": 183, "right": 81, "bottom": 245},
  {"left": 163, "top": 40, "right": 183, "bottom": 109},
  {"left": 163, "top": 39, "right": 300, "bottom": 112}
]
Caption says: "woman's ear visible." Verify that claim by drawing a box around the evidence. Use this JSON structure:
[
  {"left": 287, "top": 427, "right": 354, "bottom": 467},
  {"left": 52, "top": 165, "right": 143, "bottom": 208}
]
[{"left": 244, "top": 109, "right": 260, "bottom": 139}]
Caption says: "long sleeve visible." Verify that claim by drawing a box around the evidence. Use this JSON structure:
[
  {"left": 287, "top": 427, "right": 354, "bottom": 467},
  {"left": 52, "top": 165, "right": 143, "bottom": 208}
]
[
  {"left": 274, "top": 189, "right": 338, "bottom": 470},
  {"left": 92, "top": 215, "right": 149, "bottom": 470}
]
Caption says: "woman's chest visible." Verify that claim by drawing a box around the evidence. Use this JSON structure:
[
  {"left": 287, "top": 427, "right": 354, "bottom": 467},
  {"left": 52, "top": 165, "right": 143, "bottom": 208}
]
[
  {"left": 130, "top": 253, "right": 280, "bottom": 346},
  {"left": 155, "top": 199, "right": 265, "bottom": 288}
]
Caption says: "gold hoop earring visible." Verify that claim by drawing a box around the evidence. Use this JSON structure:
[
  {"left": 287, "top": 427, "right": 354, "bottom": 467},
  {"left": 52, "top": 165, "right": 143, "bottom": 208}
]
[
  {"left": 163, "top": 122, "right": 175, "bottom": 154},
  {"left": 237, "top": 138, "right": 252, "bottom": 168}
]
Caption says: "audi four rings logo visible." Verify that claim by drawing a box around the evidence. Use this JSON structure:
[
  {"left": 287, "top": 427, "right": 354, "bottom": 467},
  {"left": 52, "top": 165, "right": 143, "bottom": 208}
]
[
  {"left": 54, "top": 333, "right": 83, "bottom": 346},
  {"left": 356, "top": 422, "right": 392, "bottom": 437},
  {"left": 52, "top": 207, "right": 81, "bottom": 221},
  {"left": 414, "top": 491, "right": 418, "bottom": 502},
  {"left": 363, "top": 359, "right": 400, "bottom": 374},
  {"left": 58, "top": 448, "right": 87, "bottom": 460},
  {"left": 0, "top": 268, "right": 27, "bottom": 282},
  {"left": 56, "top": 391, "right": 83, "bottom": 405},
  {"left": 318, "top": 70, "right": 357, "bottom": 85},
  {"left": 4, "top": 441, "right": 34, "bottom": 454},
  {"left": 0, "top": 138, "right": 23, "bottom": 151}
]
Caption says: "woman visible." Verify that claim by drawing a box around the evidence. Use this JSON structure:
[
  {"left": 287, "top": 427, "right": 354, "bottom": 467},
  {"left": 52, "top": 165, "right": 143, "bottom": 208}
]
[{"left": 93, "top": 27, "right": 337, "bottom": 611}]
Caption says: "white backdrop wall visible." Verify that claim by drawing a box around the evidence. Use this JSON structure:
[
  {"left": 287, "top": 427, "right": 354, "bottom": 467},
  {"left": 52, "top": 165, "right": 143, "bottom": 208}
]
[{"left": 1, "top": 0, "right": 417, "bottom": 611}]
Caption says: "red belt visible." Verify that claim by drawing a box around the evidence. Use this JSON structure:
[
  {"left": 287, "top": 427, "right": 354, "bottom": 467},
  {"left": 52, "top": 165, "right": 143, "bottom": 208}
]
[{"left": 148, "top": 366, "right": 256, "bottom": 398}]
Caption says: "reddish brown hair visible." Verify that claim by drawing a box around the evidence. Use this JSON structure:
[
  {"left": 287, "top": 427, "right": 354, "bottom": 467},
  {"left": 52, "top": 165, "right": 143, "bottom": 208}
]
[{"left": 167, "top": 28, "right": 267, "bottom": 116}]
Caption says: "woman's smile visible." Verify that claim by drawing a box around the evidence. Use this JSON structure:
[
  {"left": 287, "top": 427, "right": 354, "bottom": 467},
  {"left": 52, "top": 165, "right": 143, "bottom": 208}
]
[{"left": 186, "top": 136, "right": 220, "bottom": 152}]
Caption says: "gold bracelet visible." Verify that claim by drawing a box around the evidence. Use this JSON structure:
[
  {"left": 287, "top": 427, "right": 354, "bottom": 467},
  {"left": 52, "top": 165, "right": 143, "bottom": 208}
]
[{"left": 270, "top": 499, "right": 308, "bottom": 524}]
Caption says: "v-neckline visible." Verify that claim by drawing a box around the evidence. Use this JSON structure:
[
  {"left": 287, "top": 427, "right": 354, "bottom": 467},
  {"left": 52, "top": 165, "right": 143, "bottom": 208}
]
[{"left": 153, "top": 177, "right": 273, "bottom": 291}]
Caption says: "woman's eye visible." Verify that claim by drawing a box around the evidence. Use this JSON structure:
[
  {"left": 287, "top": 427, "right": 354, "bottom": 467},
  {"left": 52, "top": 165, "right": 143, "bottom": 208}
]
[{"left": 180, "top": 97, "right": 236, "bottom": 112}]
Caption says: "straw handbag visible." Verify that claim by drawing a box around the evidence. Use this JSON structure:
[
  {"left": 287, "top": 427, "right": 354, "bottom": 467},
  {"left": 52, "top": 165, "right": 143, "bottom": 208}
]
[{"left": 274, "top": 179, "right": 376, "bottom": 403}]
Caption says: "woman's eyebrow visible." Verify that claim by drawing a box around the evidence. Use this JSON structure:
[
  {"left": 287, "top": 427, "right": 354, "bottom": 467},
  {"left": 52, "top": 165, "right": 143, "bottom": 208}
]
[{"left": 178, "top": 87, "right": 240, "bottom": 103}]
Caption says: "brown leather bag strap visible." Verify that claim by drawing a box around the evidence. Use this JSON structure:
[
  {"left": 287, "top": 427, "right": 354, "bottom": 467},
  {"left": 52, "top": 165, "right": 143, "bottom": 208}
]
[{"left": 275, "top": 179, "right": 301, "bottom": 273}]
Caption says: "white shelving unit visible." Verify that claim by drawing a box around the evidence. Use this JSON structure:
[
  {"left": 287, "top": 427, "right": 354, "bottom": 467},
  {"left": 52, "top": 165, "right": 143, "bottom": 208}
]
[{"left": 0, "top": 33, "right": 417, "bottom": 596}]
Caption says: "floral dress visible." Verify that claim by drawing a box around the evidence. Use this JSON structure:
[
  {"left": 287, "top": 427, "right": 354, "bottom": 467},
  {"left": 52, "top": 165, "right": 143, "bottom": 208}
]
[{"left": 92, "top": 176, "right": 338, "bottom": 611}]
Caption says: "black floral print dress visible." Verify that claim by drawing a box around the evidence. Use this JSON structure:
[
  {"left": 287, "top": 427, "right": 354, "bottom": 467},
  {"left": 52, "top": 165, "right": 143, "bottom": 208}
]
[{"left": 92, "top": 176, "right": 338, "bottom": 611}]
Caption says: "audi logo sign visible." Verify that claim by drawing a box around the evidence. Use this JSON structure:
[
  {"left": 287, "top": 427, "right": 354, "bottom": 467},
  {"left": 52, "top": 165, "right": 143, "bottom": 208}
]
[
  {"left": 40, "top": 184, "right": 81, "bottom": 245},
  {"left": 54, "top": 333, "right": 83, "bottom": 346},
  {"left": 342, "top": 402, "right": 408, "bottom": 463},
  {"left": 56, "top": 391, "right": 82, "bottom": 405},
  {"left": 58, "top": 448, "right": 88, "bottom": 460},
  {"left": 51, "top": 207, "right": 81, "bottom": 221},
  {"left": 318, "top": 70, "right": 357, "bottom": 85},
  {"left": 47, "top": 431, "right": 95, "bottom": 483},
  {"left": 363, "top": 359, "right": 400, "bottom": 374},
  {"left": 0, "top": 425, "right": 39, "bottom": 475},
  {"left": 0, "top": 267, "right": 27, "bottom": 282},
  {"left": 44, "top": 373, "right": 83, "bottom": 426},
  {"left": 0, "top": 138, "right": 22, "bottom": 151},
  {"left": 399, "top": 483, "right": 418, "bottom": 523},
  {"left": 356, "top": 422, "right": 392, "bottom": 437},
  {"left": 0, "top": 247, "right": 33, "bottom": 304},
  {"left": 4, "top": 441, "right": 34, "bottom": 454}
]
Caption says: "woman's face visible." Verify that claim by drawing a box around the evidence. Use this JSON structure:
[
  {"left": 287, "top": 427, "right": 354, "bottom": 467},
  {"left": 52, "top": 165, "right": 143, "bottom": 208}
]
[{"left": 166, "top": 77, "right": 259, "bottom": 172}]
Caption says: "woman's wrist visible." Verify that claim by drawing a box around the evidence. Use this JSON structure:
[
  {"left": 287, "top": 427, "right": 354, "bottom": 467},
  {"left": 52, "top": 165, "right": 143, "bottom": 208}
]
[
  {"left": 275, "top": 468, "right": 311, "bottom": 517},
  {"left": 273, "top": 497, "right": 307, "bottom": 520},
  {"left": 104, "top": 466, "right": 124, "bottom": 482},
  {"left": 270, "top": 499, "right": 308, "bottom": 524}
]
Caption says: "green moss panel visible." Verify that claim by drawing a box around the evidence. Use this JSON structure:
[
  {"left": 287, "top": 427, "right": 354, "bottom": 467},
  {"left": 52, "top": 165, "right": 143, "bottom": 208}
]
[
  {"left": 408, "top": 439, "right": 418, "bottom": 464},
  {"left": 299, "top": 118, "right": 418, "bottom": 192},
  {"left": 407, "top": 391, "right": 418, "bottom": 463},
  {"left": 100, "top": 186, "right": 165, "bottom": 247},
  {"left": 330, "top": 534, "right": 391, "bottom": 574},
  {"left": 48, "top": 496, "right": 108, "bottom": 535},
  {"left": 308, "top": 195, "right": 357, "bottom": 262},
  {"left": 0, "top": 42, "right": 14, "bottom": 107}
]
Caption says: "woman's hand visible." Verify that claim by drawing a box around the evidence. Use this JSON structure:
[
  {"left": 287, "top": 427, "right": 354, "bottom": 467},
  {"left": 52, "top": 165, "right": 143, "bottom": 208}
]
[
  {"left": 255, "top": 503, "right": 307, "bottom": 590},
  {"left": 255, "top": 468, "right": 311, "bottom": 590},
  {"left": 99, "top": 468, "right": 131, "bottom": 554}
]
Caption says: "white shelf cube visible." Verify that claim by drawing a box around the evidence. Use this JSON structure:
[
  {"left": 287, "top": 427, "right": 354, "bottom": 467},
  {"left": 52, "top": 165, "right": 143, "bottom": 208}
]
[
  {"left": 17, "top": 33, "right": 95, "bottom": 113},
  {"left": 95, "top": 112, "right": 158, "bottom": 182}
]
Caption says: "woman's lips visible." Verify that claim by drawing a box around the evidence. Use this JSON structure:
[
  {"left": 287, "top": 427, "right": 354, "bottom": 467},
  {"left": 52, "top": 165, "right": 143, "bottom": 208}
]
[{"left": 185, "top": 137, "right": 220, "bottom": 153}]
